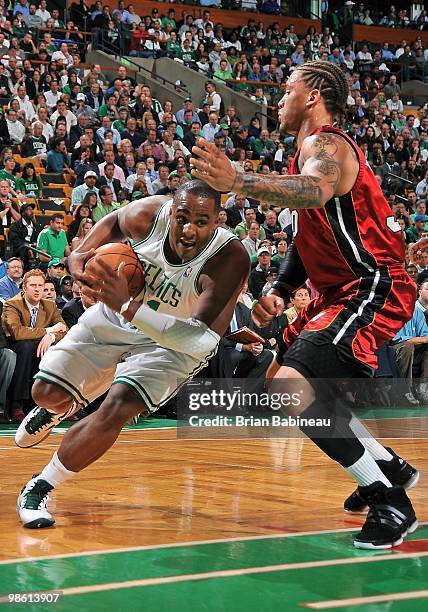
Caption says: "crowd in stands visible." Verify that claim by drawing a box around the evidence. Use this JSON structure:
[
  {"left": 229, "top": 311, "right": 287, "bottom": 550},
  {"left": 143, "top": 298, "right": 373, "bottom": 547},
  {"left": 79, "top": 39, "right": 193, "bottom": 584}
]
[{"left": 1, "top": 0, "right": 428, "bottom": 421}]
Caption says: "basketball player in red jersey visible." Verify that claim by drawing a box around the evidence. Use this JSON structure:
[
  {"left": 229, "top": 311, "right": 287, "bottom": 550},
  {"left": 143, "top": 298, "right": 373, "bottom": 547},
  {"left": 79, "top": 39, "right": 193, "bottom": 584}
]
[{"left": 191, "top": 61, "right": 419, "bottom": 549}]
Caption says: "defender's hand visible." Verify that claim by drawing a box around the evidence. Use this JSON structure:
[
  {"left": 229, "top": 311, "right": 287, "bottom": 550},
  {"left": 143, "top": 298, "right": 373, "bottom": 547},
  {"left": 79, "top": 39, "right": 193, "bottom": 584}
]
[{"left": 252, "top": 294, "right": 284, "bottom": 328}]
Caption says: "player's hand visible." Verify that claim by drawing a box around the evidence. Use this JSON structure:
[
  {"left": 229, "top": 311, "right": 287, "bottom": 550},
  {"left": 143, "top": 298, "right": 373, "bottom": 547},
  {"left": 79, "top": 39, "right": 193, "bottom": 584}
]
[
  {"left": 409, "top": 238, "right": 428, "bottom": 265},
  {"left": 37, "top": 334, "right": 53, "bottom": 358},
  {"left": 68, "top": 248, "right": 96, "bottom": 282},
  {"left": 252, "top": 294, "right": 284, "bottom": 328},
  {"left": 81, "top": 258, "right": 129, "bottom": 313},
  {"left": 190, "top": 138, "right": 238, "bottom": 192}
]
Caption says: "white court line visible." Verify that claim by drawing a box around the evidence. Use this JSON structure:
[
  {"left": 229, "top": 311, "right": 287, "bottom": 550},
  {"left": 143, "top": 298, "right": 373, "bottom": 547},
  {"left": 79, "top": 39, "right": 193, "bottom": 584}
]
[
  {"left": 1, "top": 551, "right": 428, "bottom": 602},
  {"left": 0, "top": 524, "right": 389, "bottom": 566},
  {"left": 305, "top": 589, "right": 428, "bottom": 609}
]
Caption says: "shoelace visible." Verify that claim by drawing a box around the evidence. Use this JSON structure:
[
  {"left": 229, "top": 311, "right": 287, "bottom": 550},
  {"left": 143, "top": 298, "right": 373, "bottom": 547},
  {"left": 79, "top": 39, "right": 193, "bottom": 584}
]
[
  {"left": 23, "top": 481, "right": 53, "bottom": 510},
  {"left": 26, "top": 409, "right": 54, "bottom": 434}
]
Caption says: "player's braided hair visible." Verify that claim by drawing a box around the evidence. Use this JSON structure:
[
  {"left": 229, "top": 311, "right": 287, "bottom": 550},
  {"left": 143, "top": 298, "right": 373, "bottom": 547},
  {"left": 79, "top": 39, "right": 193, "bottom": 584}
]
[
  {"left": 296, "top": 61, "right": 349, "bottom": 116},
  {"left": 175, "top": 179, "right": 221, "bottom": 210}
]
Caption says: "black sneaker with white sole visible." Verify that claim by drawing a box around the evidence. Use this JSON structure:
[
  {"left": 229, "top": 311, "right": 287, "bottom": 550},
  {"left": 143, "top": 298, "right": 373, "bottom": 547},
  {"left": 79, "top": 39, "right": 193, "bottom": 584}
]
[
  {"left": 353, "top": 482, "right": 418, "bottom": 549},
  {"left": 344, "top": 447, "right": 419, "bottom": 513},
  {"left": 17, "top": 477, "right": 55, "bottom": 529},
  {"left": 15, "top": 403, "right": 79, "bottom": 448}
]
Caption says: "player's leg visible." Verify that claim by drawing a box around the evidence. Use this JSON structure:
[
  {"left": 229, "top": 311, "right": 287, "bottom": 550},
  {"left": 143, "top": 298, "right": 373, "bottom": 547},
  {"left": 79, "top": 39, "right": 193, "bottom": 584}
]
[
  {"left": 280, "top": 299, "right": 418, "bottom": 513},
  {"left": 15, "top": 305, "right": 125, "bottom": 448},
  {"left": 277, "top": 364, "right": 417, "bottom": 549},
  {"left": 17, "top": 383, "right": 147, "bottom": 529}
]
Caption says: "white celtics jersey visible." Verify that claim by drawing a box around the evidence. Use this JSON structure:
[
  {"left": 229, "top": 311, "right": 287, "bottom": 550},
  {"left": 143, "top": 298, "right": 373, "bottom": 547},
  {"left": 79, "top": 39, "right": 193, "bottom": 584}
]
[{"left": 132, "top": 200, "right": 237, "bottom": 318}]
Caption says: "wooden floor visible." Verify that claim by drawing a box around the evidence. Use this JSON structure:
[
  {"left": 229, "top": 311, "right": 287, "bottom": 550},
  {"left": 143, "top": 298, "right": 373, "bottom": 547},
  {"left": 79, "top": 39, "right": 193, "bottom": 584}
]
[{"left": 1, "top": 422, "right": 427, "bottom": 560}]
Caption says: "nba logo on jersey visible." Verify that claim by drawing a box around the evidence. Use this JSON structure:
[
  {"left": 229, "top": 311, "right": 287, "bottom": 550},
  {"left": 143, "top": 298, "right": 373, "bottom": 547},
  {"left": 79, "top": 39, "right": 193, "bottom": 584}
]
[{"left": 184, "top": 267, "right": 193, "bottom": 278}]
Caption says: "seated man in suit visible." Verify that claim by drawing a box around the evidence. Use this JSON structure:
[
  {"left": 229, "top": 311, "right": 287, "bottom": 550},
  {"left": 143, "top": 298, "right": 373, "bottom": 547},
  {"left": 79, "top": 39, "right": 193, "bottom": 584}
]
[
  {"left": 61, "top": 280, "right": 85, "bottom": 328},
  {"left": 8, "top": 203, "right": 43, "bottom": 271},
  {"left": 2, "top": 269, "right": 67, "bottom": 422},
  {"left": 222, "top": 286, "right": 273, "bottom": 393},
  {"left": 0, "top": 257, "right": 23, "bottom": 303}
]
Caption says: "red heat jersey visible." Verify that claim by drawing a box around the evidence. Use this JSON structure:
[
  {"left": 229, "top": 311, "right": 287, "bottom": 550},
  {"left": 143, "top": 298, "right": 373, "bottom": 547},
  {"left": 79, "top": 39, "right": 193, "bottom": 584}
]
[{"left": 290, "top": 125, "right": 405, "bottom": 293}]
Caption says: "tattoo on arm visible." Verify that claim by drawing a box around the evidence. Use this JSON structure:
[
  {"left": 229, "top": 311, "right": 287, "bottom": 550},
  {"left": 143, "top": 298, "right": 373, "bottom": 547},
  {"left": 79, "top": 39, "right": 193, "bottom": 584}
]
[
  {"left": 305, "top": 134, "right": 341, "bottom": 193},
  {"left": 233, "top": 173, "right": 323, "bottom": 209},
  {"left": 232, "top": 134, "right": 342, "bottom": 209}
]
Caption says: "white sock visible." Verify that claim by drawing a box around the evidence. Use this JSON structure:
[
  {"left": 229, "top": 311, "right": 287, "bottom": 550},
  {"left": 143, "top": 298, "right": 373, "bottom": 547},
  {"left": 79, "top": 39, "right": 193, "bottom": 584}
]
[
  {"left": 38, "top": 452, "right": 76, "bottom": 489},
  {"left": 346, "top": 449, "right": 392, "bottom": 487},
  {"left": 349, "top": 416, "right": 394, "bottom": 462}
]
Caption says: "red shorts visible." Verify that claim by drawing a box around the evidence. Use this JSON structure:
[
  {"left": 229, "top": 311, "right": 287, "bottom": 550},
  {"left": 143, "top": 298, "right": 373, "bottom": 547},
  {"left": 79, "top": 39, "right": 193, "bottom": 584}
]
[{"left": 280, "top": 266, "right": 416, "bottom": 378}]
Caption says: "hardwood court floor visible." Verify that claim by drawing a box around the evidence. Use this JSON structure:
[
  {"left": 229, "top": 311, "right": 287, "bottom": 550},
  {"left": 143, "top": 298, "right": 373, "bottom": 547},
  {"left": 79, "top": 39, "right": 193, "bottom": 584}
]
[{"left": 0, "top": 416, "right": 427, "bottom": 610}]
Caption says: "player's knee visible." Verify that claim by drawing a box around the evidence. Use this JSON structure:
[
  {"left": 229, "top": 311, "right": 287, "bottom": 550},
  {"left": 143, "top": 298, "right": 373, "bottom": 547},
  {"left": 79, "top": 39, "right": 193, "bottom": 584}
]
[{"left": 32, "top": 379, "right": 73, "bottom": 412}]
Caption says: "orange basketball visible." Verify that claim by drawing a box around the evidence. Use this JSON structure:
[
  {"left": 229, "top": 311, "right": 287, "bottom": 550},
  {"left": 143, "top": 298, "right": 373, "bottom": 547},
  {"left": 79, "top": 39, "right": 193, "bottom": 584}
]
[{"left": 85, "top": 243, "right": 145, "bottom": 298}]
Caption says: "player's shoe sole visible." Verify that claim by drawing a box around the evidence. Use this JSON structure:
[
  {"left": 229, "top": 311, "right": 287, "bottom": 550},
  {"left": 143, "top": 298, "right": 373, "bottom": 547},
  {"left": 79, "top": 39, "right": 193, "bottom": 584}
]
[{"left": 15, "top": 404, "right": 79, "bottom": 448}]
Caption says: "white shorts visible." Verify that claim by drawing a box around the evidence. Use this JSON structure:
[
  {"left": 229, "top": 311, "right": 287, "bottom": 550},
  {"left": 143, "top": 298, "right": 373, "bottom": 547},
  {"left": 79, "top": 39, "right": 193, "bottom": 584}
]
[{"left": 36, "top": 303, "right": 206, "bottom": 413}]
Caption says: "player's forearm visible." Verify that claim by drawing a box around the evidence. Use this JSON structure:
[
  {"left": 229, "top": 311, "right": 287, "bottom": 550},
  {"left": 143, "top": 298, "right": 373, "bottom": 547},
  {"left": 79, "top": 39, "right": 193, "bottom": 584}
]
[
  {"left": 232, "top": 172, "right": 323, "bottom": 209},
  {"left": 74, "top": 210, "right": 123, "bottom": 255},
  {"left": 123, "top": 301, "right": 220, "bottom": 360}
]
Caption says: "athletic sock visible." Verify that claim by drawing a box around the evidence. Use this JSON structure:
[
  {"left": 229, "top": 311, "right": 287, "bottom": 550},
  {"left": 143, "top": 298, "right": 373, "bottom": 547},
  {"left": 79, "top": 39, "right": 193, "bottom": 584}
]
[
  {"left": 349, "top": 416, "right": 394, "bottom": 462},
  {"left": 346, "top": 449, "right": 392, "bottom": 487},
  {"left": 38, "top": 452, "right": 76, "bottom": 488}
]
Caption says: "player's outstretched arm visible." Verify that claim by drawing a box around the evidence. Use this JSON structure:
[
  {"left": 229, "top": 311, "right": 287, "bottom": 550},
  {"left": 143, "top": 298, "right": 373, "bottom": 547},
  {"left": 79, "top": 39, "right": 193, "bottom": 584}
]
[{"left": 191, "top": 135, "right": 356, "bottom": 209}]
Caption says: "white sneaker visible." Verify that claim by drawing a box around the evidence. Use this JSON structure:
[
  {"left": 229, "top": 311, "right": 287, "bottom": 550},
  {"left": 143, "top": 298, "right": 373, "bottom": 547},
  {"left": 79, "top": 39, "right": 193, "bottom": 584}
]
[
  {"left": 15, "top": 404, "right": 79, "bottom": 448},
  {"left": 17, "top": 477, "right": 55, "bottom": 529}
]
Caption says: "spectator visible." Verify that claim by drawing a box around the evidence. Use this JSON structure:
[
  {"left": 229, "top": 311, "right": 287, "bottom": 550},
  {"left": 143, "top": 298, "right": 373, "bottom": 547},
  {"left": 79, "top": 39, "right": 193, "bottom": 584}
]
[
  {"left": 71, "top": 217, "right": 94, "bottom": 251},
  {"left": 235, "top": 207, "right": 266, "bottom": 240},
  {"left": 0, "top": 180, "right": 20, "bottom": 235},
  {"left": 36, "top": 214, "right": 70, "bottom": 267},
  {"left": 8, "top": 203, "right": 42, "bottom": 271},
  {"left": 249, "top": 247, "right": 277, "bottom": 298},
  {"left": 393, "top": 280, "right": 428, "bottom": 402},
  {"left": 0, "top": 257, "right": 23, "bottom": 303},
  {"left": 43, "top": 281, "right": 57, "bottom": 302},
  {"left": 0, "top": 302, "right": 16, "bottom": 420},
  {"left": 284, "top": 286, "right": 312, "bottom": 324},
  {"left": 46, "top": 138, "right": 72, "bottom": 174},
  {"left": 45, "top": 259, "right": 66, "bottom": 295},
  {"left": 71, "top": 171, "right": 99, "bottom": 209},
  {"left": 61, "top": 282, "right": 85, "bottom": 328},
  {"left": 56, "top": 275, "right": 74, "bottom": 310},
  {"left": 98, "top": 162, "right": 122, "bottom": 200},
  {"left": 241, "top": 221, "right": 262, "bottom": 257},
  {"left": 2, "top": 269, "right": 67, "bottom": 422},
  {"left": 222, "top": 293, "right": 273, "bottom": 392},
  {"left": 92, "top": 185, "right": 120, "bottom": 223}
]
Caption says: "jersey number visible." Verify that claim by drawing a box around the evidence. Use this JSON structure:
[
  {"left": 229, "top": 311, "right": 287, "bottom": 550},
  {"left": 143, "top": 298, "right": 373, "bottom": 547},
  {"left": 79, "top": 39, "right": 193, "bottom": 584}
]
[
  {"left": 386, "top": 216, "right": 402, "bottom": 233},
  {"left": 291, "top": 210, "right": 299, "bottom": 237}
]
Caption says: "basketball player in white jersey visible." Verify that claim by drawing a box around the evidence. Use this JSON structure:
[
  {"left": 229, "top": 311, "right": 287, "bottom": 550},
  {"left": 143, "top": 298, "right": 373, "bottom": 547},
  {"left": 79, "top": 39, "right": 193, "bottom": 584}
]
[{"left": 16, "top": 180, "right": 249, "bottom": 528}]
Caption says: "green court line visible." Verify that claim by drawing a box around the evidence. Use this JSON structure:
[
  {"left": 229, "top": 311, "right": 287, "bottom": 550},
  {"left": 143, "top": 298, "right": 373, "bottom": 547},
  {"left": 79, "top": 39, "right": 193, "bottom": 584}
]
[
  {"left": 1, "top": 527, "right": 427, "bottom": 599},
  {"left": 6, "top": 553, "right": 428, "bottom": 612}
]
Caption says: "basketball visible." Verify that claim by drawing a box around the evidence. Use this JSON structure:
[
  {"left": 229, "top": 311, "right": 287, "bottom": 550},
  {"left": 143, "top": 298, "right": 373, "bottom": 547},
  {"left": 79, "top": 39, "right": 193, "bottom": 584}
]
[{"left": 85, "top": 242, "right": 145, "bottom": 297}]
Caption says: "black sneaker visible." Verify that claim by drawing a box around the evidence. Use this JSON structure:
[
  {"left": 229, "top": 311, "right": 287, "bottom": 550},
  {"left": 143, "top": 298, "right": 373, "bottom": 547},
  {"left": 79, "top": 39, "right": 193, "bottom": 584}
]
[
  {"left": 353, "top": 482, "right": 418, "bottom": 549},
  {"left": 344, "top": 447, "right": 419, "bottom": 513}
]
